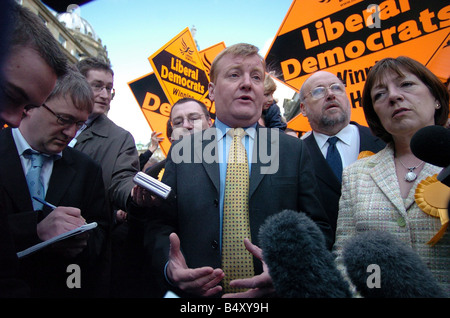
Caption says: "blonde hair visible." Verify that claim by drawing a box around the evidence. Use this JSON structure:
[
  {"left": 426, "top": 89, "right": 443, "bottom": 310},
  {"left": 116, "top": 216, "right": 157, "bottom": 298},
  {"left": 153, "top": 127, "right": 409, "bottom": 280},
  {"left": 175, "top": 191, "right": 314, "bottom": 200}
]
[
  {"left": 264, "top": 73, "right": 277, "bottom": 95},
  {"left": 209, "top": 43, "right": 265, "bottom": 83}
]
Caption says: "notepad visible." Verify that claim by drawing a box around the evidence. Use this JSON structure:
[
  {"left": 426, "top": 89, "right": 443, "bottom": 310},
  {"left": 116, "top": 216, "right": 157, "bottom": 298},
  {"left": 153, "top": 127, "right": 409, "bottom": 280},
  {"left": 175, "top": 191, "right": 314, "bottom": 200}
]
[{"left": 17, "top": 222, "right": 97, "bottom": 258}]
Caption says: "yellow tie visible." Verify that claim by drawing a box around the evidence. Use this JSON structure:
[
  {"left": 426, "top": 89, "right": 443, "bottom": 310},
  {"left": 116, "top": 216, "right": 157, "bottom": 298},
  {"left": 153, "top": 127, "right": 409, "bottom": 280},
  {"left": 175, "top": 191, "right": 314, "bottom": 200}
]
[{"left": 222, "top": 128, "right": 254, "bottom": 293}]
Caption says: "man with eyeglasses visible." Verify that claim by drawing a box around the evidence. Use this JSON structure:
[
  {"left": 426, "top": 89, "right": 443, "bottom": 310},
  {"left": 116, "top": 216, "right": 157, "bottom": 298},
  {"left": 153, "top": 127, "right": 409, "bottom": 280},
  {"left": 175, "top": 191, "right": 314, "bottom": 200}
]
[
  {"left": 169, "top": 97, "right": 213, "bottom": 141},
  {"left": 134, "top": 98, "right": 212, "bottom": 184},
  {"left": 0, "top": 68, "right": 111, "bottom": 297},
  {"left": 300, "top": 70, "right": 385, "bottom": 233},
  {"left": 73, "top": 57, "right": 140, "bottom": 297},
  {"left": 73, "top": 57, "right": 139, "bottom": 215}
]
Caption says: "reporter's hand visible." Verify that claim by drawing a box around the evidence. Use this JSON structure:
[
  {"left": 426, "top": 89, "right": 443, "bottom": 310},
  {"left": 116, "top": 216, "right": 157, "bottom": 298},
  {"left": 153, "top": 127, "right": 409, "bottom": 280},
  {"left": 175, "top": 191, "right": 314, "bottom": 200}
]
[
  {"left": 37, "top": 206, "right": 88, "bottom": 258},
  {"left": 166, "top": 233, "right": 224, "bottom": 297},
  {"left": 37, "top": 206, "right": 85, "bottom": 241},
  {"left": 131, "top": 185, "right": 161, "bottom": 207}
]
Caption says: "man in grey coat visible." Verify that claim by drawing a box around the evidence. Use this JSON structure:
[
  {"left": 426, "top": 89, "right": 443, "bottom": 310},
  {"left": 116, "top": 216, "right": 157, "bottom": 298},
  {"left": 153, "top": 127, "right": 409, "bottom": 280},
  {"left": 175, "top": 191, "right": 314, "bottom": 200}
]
[
  {"left": 72, "top": 58, "right": 139, "bottom": 211},
  {"left": 72, "top": 58, "right": 141, "bottom": 297}
]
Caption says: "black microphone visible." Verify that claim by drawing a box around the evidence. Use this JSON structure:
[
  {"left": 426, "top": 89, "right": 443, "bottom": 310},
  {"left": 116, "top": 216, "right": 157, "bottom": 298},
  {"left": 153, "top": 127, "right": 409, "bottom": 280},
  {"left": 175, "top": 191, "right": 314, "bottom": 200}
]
[
  {"left": 411, "top": 125, "right": 450, "bottom": 186},
  {"left": 342, "top": 231, "right": 446, "bottom": 298},
  {"left": 258, "top": 210, "right": 352, "bottom": 298},
  {"left": 410, "top": 125, "right": 450, "bottom": 168}
]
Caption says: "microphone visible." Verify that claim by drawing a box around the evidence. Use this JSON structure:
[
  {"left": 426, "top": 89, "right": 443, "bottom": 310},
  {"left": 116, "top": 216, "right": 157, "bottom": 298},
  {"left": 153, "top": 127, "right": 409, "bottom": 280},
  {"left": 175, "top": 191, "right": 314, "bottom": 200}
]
[
  {"left": 342, "top": 231, "right": 446, "bottom": 298},
  {"left": 258, "top": 210, "right": 352, "bottom": 298},
  {"left": 410, "top": 125, "right": 450, "bottom": 168},
  {"left": 411, "top": 125, "right": 450, "bottom": 186}
]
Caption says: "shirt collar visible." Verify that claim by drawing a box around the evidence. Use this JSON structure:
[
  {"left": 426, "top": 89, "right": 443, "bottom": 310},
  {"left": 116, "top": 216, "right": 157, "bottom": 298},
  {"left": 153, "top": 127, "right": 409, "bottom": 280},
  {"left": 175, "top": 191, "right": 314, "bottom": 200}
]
[
  {"left": 215, "top": 118, "right": 257, "bottom": 141},
  {"left": 12, "top": 128, "right": 62, "bottom": 160},
  {"left": 312, "top": 123, "right": 353, "bottom": 149}
]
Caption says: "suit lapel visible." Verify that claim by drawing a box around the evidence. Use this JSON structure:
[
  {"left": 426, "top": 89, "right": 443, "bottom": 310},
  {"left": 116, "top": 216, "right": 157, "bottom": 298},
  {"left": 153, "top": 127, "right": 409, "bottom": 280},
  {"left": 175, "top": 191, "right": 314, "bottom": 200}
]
[
  {"left": 249, "top": 127, "right": 264, "bottom": 198},
  {"left": 75, "top": 128, "right": 94, "bottom": 144},
  {"left": 0, "top": 129, "right": 33, "bottom": 211},
  {"left": 354, "top": 122, "right": 384, "bottom": 153},
  {"left": 249, "top": 126, "right": 278, "bottom": 198},
  {"left": 368, "top": 146, "right": 406, "bottom": 214},
  {"left": 198, "top": 129, "right": 220, "bottom": 194},
  {"left": 46, "top": 150, "right": 76, "bottom": 207},
  {"left": 75, "top": 115, "right": 108, "bottom": 145}
]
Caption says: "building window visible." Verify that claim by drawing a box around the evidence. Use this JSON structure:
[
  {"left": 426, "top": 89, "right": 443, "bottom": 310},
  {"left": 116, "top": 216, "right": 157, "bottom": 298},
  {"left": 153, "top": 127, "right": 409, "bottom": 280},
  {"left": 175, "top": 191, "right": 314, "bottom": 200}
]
[
  {"left": 72, "top": 49, "right": 84, "bottom": 60},
  {"left": 58, "top": 34, "right": 67, "bottom": 48}
]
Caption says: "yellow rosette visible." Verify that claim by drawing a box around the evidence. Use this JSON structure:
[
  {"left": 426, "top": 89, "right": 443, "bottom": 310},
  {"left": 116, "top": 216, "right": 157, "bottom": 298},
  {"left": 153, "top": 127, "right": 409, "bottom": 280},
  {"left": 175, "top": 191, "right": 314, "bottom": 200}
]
[
  {"left": 357, "top": 151, "right": 375, "bottom": 160},
  {"left": 415, "top": 174, "right": 450, "bottom": 246}
]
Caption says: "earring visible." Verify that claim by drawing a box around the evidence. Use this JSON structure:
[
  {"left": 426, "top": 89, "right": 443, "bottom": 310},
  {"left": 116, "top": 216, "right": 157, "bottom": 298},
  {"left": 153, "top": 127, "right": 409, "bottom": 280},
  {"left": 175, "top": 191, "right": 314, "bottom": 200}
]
[{"left": 436, "top": 103, "right": 441, "bottom": 109}]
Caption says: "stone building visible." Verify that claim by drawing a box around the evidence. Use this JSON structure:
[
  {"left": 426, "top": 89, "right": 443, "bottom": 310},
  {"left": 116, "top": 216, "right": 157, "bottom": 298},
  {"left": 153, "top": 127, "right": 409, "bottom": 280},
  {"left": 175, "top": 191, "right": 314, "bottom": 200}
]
[{"left": 19, "top": 0, "right": 109, "bottom": 63}]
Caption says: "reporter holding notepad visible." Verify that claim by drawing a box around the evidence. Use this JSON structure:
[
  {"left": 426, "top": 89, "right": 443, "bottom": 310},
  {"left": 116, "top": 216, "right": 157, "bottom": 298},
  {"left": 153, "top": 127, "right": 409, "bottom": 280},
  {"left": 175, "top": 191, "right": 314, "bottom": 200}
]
[{"left": 0, "top": 68, "right": 111, "bottom": 297}]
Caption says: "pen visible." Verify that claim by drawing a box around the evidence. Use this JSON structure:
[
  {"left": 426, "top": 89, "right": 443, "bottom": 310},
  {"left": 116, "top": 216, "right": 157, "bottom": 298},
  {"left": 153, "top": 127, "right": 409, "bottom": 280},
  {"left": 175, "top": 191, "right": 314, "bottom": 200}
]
[{"left": 32, "top": 196, "right": 57, "bottom": 210}]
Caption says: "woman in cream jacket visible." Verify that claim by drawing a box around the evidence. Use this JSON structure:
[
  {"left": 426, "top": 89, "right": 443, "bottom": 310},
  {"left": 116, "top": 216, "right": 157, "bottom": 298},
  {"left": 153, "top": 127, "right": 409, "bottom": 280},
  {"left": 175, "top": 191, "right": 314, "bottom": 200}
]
[{"left": 334, "top": 56, "right": 449, "bottom": 296}]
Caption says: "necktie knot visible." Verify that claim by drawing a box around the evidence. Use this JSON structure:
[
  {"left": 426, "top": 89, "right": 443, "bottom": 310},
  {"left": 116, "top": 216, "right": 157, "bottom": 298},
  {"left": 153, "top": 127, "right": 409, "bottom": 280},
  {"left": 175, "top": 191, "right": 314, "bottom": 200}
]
[
  {"left": 229, "top": 127, "right": 246, "bottom": 139},
  {"left": 30, "top": 153, "right": 44, "bottom": 168},
  {"left": 227, "top": 128, "right": 247, "bottom": 165},
  {"left": 24, "top": 150, "right": 44, "bottom": 168},
  {"left": 328, "top": 136, "right": 339, "bottom": 146}
]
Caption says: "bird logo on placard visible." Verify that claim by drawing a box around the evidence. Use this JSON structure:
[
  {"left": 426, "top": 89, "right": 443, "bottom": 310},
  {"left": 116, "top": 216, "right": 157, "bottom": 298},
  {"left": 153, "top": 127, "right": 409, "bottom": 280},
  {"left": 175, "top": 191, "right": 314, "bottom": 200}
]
[{"left": 180, "top": 39, "right": 194, "bottom": 56}]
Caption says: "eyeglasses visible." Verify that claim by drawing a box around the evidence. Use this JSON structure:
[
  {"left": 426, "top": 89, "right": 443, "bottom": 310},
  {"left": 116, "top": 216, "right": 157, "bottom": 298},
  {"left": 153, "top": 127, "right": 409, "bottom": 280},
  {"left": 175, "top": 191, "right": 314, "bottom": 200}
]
[
  {"left": 305, "top": 83, "right": 346, "bottom": 100},
  {"left": 41, "top": 103, "right": 86, "bottom": 130},
  {"left": 90, "top": 83, "right": 115, "bottom": 99},
  {"left": 171, "top": 113, "right": 205, "bottom": 128}
]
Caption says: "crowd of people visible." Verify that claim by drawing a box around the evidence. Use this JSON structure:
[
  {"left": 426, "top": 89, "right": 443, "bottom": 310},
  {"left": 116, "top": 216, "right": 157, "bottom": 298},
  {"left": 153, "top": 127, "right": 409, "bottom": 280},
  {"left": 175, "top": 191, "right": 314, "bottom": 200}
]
[{"left": 0, "top": 3, "right": 448, "bottom": 298}]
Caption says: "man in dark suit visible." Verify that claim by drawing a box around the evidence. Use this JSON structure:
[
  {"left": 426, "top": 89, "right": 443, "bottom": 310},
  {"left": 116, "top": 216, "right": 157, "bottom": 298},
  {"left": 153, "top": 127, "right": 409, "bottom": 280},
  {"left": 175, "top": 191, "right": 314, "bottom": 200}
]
[
  {"left": 135, "top": 43, "right": 333, "bottom": 298},
  {"left": 300, "top": 71, "right": 385, "bottom": 234},
  {"left": 0, "top": 2, "right": 68, "bottom": 297},
  {"left": 0, "top": 68, "right": 110, "bottom": 297}
]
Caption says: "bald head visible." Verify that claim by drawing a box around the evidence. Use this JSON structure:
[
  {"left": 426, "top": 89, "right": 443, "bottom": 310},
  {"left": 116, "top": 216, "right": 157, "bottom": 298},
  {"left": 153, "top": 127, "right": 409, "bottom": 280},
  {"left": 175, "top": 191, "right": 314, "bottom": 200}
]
[{"left": 299, "top": 71, "right": 351, "bottom": 135}]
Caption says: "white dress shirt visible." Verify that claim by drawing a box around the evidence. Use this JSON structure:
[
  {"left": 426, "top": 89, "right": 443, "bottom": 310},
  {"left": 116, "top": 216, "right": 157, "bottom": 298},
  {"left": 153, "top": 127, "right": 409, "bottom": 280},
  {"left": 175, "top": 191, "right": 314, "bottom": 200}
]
[{"left": 312, "top": 123, "right": 361, "bottom": 168}]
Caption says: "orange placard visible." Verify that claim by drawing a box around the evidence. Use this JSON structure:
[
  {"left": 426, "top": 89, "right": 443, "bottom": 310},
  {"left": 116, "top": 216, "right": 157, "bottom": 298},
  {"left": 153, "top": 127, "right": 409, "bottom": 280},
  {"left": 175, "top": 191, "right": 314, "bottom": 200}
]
[
  {"left": 128, "top": 72, "right": 173, "bottom": 156},
  {"left": 149, "top": 27, "right": 210, "bottom": 105},
  {"left": 129, "top": 40, "right": 226, "bottom": 156}
]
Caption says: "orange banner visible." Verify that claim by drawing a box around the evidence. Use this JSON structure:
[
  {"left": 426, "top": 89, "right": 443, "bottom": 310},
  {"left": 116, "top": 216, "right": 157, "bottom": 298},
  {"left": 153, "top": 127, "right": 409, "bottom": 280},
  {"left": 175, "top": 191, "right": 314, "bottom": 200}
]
[{"left": 266, "top": 0, "right": 450, "bottom": 133}]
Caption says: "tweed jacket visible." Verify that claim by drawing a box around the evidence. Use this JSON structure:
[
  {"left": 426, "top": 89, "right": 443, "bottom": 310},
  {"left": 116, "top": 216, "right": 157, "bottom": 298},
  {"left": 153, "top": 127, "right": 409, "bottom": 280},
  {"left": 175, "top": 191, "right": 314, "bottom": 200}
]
[{"left": 334, "top": 143, "right": 449, "bottom": 296}]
